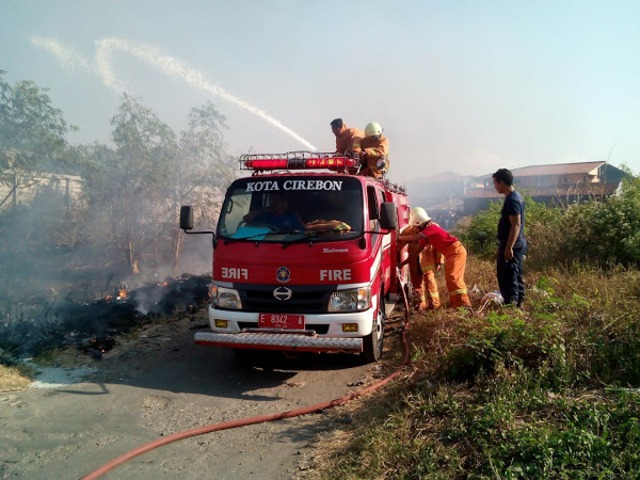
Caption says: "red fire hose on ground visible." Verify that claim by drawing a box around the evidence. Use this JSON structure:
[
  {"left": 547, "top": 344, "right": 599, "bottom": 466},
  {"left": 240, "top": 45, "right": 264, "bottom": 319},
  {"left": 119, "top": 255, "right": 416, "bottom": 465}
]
[{"left": 81, "top": 278, "right": 412, "bottom": 480}]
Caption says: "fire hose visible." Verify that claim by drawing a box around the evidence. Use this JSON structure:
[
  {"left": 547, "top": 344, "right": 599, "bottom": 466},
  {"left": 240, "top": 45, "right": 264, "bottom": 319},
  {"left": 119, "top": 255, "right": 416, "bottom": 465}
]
[{"left": 81, "top": 273, "right": 411, "bottom": 480}]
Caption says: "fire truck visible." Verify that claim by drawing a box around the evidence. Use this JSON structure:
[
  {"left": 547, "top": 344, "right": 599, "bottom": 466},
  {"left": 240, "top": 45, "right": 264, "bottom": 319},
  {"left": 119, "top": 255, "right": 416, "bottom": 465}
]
[{"left": 180, "top": 151, "right": 410, "bottom": 362}]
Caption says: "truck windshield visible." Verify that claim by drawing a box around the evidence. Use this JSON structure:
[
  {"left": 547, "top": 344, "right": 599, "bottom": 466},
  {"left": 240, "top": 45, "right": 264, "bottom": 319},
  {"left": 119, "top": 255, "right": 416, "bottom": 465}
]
[{"left": 217, "top": 176, "right": 364, "bottom": 242}]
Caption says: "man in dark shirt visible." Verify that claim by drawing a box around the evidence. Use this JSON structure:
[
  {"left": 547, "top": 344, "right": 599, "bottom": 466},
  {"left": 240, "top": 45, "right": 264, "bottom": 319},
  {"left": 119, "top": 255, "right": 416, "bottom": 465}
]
[{"left": 493, "top": 168, "right": 527, "bottom": 307}]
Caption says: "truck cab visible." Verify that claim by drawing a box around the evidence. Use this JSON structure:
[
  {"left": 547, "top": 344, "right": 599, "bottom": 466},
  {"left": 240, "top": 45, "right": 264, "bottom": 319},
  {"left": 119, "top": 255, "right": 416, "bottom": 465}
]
[{"left": 181, "top": 151, "right": 410, "bottom": 362}]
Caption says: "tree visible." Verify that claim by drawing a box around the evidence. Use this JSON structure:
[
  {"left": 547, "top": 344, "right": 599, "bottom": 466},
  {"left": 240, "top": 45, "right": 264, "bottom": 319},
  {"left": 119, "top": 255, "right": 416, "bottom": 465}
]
[
  {"left": 0, "top": 71, "right": 72, "bottom": 209},
  {"left": 106, "top": 94, "right": 178, "bottom": 274},
  {"left": 82, "top": 97, "right": 236, "bottom": 276},
  {"left": 562, "top": 173, "right": 640, "bottom": 266},
  {"left": 170, "top": 102, "right": 237, "bottom": 274}
]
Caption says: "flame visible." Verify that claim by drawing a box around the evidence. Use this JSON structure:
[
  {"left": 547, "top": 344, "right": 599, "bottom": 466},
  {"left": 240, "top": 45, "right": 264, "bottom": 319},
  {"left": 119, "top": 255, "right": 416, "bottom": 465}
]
[{"left": 117, "top": 289, "right": 127, "bottom": 300}]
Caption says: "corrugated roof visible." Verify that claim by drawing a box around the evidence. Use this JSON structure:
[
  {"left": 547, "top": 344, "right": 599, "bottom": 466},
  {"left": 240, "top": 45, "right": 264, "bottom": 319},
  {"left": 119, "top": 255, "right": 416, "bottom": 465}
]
[
  {"left": 463, "top": 189, "right": 502, "bottom": 199},
  {"left": 475, "top": 161, "right": 609, "bottom": 179},
  {"left": 464, "top": 182, "right": 618, "bottom": 199},
  {"left": 525, "top": 183, "right": 619, "bottom": 196},
  {"left": 510, "top": 161, "right": 605, "bottom": 177}
]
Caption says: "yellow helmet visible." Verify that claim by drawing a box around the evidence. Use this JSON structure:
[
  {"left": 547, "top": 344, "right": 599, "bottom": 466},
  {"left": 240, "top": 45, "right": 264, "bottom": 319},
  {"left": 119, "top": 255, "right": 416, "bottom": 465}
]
[
  {"left": 364, "top": 121, "right": 383, "bottom": 137},
  {"left": 409, "top": 207, "right": 431, "bottom": 226}
]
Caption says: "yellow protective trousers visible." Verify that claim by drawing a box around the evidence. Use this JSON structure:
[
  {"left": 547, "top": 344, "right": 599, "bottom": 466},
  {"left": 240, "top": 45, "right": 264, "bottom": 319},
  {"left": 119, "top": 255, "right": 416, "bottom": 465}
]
[
  {"left": 441, "top": 241, "right": 471, "bottom": 308},
  {"left": 408, "top": 256, "right": 427, "bottom": 311},
  {"left": 420, "top": 244, "right": 442, "bottom": 309},
  {"left": 421, "top": 267, "right": 441, "bottom": 309},
  {"left": 409, "top": 258, "right": 441, "bottom": 311}
]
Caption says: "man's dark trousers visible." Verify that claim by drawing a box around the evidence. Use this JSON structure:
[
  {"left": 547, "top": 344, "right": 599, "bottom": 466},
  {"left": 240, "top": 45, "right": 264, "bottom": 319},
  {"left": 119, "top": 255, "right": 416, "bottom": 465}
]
[{"left": 497, "top": 242, "right": 526, "bottom": 306}]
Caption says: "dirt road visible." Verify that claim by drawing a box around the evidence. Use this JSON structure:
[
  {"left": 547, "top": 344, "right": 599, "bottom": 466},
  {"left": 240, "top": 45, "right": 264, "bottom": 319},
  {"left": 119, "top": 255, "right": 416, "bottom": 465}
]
[{"left": 0, "top": 309, "right": 399, "bottom": 479}]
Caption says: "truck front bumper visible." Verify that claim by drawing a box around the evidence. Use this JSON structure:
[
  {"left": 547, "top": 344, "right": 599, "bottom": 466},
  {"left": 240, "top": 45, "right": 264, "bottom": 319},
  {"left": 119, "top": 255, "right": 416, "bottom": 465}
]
[
  {"left": 194, "top": 331, "right": 363, "bottom": 353},
  {"left": 195, "top": 305, "right": 374, "bottom": 353}
]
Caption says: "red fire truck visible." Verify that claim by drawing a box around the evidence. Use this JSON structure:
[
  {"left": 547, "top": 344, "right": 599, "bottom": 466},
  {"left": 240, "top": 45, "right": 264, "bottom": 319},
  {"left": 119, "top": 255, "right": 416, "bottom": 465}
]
[{"left": 180, "top": 151, "right": 410, "bottom": 362}]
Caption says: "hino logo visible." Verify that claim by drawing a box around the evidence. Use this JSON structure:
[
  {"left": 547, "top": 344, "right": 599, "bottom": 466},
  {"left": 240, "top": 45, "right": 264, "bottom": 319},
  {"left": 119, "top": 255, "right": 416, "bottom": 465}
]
[{"left": 273, "top": 287, "right": 292, "bottom": 301}]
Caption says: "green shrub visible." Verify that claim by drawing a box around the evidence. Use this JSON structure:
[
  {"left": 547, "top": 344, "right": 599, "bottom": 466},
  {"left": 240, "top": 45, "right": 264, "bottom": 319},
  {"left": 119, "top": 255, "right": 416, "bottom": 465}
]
[
  {"left": 315, "top": 172, "right": 640, "bottom": 479},
  {"left": 442, "top": 308, "right": 568, "bottom": 387},
  {"left": 461, "top": 196, "right": 564, "bottom": 267},
  {"left": 462, "top": 201, "right": 501, "bottom": 258},
  {"left": 463, "top": 173, "right": 640, "bottom": 268}
]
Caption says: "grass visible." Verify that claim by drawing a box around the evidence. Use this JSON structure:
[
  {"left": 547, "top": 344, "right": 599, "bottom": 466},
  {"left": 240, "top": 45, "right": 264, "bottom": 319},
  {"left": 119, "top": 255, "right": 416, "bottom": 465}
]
[
  {"left": 0, "top": 345, "right": 93, "bottom": 392},
  {"left": 308, "top": 257, "right": 640, "bottom": 479},
  {"left": 0, "top": 363, "right": 37, "bottom": 392}
]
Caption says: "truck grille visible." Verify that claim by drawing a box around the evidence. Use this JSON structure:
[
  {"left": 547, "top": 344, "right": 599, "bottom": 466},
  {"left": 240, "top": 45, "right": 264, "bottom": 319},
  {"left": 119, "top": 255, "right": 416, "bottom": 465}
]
[{"left": 239, "top": 285, "right": 334, "bottom": 314}]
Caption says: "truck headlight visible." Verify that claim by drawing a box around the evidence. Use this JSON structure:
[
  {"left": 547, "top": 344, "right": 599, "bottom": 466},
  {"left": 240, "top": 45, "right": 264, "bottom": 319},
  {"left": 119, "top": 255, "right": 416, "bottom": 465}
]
[
  {"left": 211, "top": 285, "right": 242, "bottom": 310},
  {"left": 328, "top": 287, "right": 370, "bottom": 312}
]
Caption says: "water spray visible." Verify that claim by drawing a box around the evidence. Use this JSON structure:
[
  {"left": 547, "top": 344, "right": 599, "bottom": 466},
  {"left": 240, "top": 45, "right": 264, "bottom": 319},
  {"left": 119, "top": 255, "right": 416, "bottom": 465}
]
[
  {"left": 30, "top": 37, "right": 93, "bottom": 73},
  {"left": 30, "top": 36, "right": 316, "bottom": 150}
]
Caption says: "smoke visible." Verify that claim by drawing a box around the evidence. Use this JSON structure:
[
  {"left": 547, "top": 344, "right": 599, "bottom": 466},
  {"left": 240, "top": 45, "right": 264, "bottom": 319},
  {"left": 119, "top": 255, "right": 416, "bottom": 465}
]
[{"left": 29, "top": 36, "right": 316, "bottom": 150}]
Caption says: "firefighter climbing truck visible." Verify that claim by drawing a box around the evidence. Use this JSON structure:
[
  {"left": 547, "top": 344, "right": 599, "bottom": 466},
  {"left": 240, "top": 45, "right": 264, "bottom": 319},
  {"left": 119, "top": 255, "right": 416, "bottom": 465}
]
[{"left": 180, "top": 151, "right": 411, "bottom": 362}]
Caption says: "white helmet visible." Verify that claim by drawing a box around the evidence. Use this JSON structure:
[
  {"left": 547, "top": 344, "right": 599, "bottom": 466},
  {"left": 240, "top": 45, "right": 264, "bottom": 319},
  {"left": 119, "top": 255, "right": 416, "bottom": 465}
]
[
  {"left": 409, "top": 207, "right": 431, "bottom": 226},
  {"left": 364, "top": 121, "right": 383, "bottom": 137}
]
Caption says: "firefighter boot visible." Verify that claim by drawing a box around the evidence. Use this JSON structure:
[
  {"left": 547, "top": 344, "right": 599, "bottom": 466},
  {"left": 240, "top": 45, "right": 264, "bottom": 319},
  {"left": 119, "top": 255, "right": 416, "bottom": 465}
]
[
  {"left": 412, "top": 287, "right": 427, "bottom": 311},
  {"left": 427, "top": 290, "right": 441, "bottom": 310}
]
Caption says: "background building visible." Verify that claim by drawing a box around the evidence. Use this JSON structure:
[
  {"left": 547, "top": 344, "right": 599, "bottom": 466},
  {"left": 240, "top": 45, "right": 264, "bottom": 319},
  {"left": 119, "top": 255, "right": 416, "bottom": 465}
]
[{"left": 463, "top": 161, "right": 628, "bottom": 214}]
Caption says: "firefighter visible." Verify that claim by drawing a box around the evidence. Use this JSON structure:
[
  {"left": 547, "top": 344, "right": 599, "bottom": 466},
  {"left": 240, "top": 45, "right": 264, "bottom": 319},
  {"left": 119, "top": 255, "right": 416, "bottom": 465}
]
[
  {"left": 400, "top": 224, "right": 443, "bottom": 311},
  {"left": 420, "top": 240, "right": 444, "bottom": 310},
  {"left": 359, "top": 121, "right": 389, "bottom": 179},
  {"left": 398, "top": 207, "right": 471, "bottom": 309},
  {"left": 330, "top": 118, "right": 363, "bottom": 175},
  {"left": 330, "top": 118, "right": 363, "bottom": 156}
]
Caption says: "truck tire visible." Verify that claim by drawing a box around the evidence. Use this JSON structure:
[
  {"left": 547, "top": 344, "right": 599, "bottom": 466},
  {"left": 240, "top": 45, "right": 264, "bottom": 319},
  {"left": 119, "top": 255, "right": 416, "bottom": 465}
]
[{"left": 362, "top": 292, "right": 385, "bottom": 362}]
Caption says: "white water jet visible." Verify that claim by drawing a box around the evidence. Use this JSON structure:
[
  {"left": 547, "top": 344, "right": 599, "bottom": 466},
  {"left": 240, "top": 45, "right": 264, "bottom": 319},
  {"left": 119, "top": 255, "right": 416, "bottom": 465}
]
[
  {"left": 30, "top": 36, "right": 316, "bottom": 150},
  {"left": 30, "top": 37, "right": 93, "bottom": 74}
]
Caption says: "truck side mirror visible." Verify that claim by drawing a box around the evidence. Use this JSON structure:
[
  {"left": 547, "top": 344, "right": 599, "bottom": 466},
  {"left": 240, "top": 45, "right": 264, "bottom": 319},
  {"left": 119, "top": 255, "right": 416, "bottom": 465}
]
[
  {"left": 380, "top": 202, "right": 398, "bottom": 230},
  {"left": 179, "top": 205, "right": 216, "bottom": 245},
  {"left": 180, "top": 206, "right": 194, "bottom": 230}
]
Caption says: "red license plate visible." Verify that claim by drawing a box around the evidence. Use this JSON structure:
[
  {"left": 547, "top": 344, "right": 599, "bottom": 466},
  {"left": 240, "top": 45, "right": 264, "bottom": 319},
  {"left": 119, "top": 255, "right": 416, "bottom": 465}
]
[{"left": 259, "top": 313, "right": 305, "bottom": 330}]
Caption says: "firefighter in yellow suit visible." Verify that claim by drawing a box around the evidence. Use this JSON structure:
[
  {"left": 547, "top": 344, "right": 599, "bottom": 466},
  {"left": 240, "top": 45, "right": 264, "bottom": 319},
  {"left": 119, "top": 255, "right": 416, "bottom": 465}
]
[
  {"left": 419, "top": 241, "right": 443, "bottom": 310},
  {"left": 359, "top": 121, "right": 389, "bottom": 179},
  {"left": 330, "top": 118, "right": 363, "bottom": 156},
  {"left": 400, "top": 225, "right": 443, "bottom": 310},
  {"left": 331, "top": 118, "right": 363, "bottom": 175},
  {"left": 399, "top": 208, "right": 471, "bottom": 309}
]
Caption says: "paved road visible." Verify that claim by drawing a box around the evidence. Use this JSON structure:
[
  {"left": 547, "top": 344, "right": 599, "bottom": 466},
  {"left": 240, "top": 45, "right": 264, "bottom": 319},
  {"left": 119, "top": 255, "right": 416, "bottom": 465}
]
[{"left": 0, "top": 310, "right": 396, "bottom": 479}]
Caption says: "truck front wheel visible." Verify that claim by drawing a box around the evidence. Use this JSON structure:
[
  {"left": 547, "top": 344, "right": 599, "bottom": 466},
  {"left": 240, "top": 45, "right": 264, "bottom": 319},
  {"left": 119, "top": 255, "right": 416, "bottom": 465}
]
[{"left": 362, "top": 292, "right": 385, "bottom": 362}]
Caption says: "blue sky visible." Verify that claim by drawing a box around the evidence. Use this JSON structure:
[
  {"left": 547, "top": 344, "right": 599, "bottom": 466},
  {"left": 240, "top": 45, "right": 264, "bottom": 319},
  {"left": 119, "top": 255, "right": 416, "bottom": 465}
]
[{"left": 1, "top": 0, "right": 639, "bottom": 184}]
